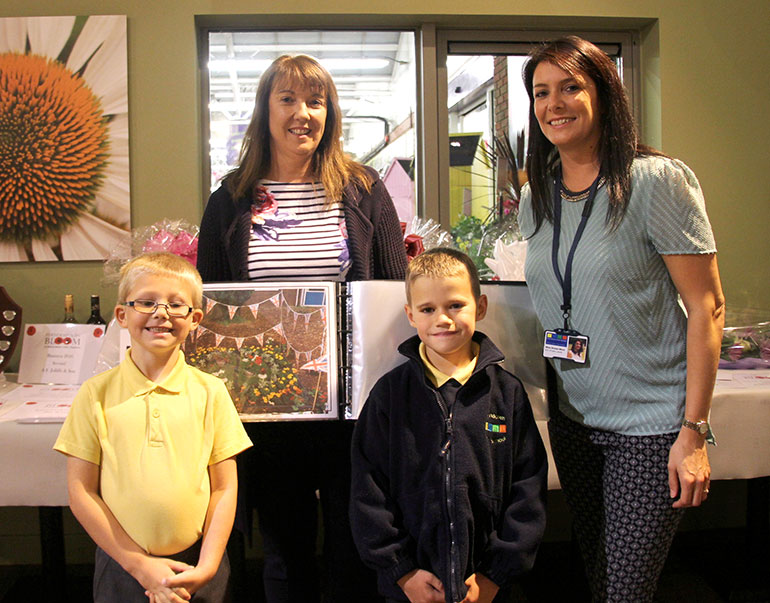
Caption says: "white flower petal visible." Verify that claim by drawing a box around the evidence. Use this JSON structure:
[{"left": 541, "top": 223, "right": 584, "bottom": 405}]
[
  {"left": 31, "top": 239, "right": 59, "bottom": 261},
  {"left": 0, "top": 240, "right": 28, "bottom": 262},
  {"left": 74, "top": 16, "right": 128, "bottom": 115},
  {"left": 66, "top": 15, "right": 122, "bottom": 71},
  {"left": 93, "top": 177, "right": 131, "bottom": 228},
  {"left": 106, "top": 114, "right": 129, "bottom": 158},
  {"left": 92, "top": 115, "right": 131, "bottom": 226},
  {"left": 26, "top": 16, "right": 76, "bottom": 60},
  {"left": 0, "top": 17, "right": 27, "bottom": 54},
  {"left": 60, "top": 212, "right": 130, "bottom": 260}
]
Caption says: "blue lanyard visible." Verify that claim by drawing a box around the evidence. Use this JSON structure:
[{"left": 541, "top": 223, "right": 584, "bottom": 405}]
[{"left": 551, "top": 169, "right": 601, "bottom": 330}]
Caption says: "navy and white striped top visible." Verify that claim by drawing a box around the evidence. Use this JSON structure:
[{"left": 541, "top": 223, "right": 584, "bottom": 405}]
[{"left": 246, "top": 181, "right": 350, "bottom": 281}]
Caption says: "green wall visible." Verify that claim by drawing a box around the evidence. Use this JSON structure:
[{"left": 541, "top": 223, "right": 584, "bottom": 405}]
[{"left": 2, "top": 0, "right": 768, "bottom": 371}]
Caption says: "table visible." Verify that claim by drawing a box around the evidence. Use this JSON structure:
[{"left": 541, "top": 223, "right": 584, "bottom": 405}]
[{"left": 1, "top": 369, "right": 769, "bottom": 503}]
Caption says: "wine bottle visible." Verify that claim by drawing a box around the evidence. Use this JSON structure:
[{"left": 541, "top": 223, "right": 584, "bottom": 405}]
[
  {"left": 86, "top": 294, "right": 106, "bottom": 325},
  {"left": 62, "top": 294, "right": 78, "bottom": 323}
]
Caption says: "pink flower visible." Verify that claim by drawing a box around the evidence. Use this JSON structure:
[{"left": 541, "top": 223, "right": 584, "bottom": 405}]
[
  {"left": 142, "top": 228, "right": 198, "bottom": 266},
  {"left": 727, "top": 344, "right": 744, "bottom": 361},
  {"left": 502, "top": 197, "right": 519, "bottom": 216},
  {"left": 252, "top": 185, "right": 278, "bottom": 225}
]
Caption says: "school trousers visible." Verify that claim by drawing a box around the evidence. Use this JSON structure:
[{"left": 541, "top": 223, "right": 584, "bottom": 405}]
[{"left": 93, "top": 540, "right": 230, "bottom": 602}]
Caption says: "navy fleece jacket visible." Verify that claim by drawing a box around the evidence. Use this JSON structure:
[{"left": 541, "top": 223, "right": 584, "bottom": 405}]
[{"left": 350, "top": 332, "right": 547, "bottom": 602}]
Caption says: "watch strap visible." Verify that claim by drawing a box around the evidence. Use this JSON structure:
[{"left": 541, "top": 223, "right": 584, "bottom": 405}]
[{"left": 681, "top": 418, "right": 717, "bottom": 446}]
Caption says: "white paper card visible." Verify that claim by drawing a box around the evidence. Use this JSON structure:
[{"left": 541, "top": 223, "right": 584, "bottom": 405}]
[
  {"left": 0, "top": 383, "right": 79, "bottom": 422},
  {"left": 18, "top": 324, "right": 106, "bottom": 385}
]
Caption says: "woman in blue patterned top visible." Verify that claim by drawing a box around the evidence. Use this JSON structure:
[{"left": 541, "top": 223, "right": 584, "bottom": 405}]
[
  {"left": 198, "top": 55, "right": 406, "bottom": 603},
  {"left": 518, "top": 36, "right": 725, "bottom": 602}
]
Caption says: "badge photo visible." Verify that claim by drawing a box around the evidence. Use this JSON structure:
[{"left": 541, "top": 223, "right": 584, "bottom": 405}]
[{"left": 543, "top": 330, "right": 588, "bottom": 364}]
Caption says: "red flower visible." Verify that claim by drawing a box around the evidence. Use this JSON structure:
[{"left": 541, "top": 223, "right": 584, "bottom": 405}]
[{"left": 404, "top": 234, "right": 424, "bottom": 261}]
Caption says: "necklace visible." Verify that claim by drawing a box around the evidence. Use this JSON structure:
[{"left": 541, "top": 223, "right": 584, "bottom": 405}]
[{"left": 560, "top": 176, "right": 606, "bottom": 202}]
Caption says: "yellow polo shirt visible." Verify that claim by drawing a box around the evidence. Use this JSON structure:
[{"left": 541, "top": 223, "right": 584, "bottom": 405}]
[
  {"left": 54, "top": 350, "right": 252, "bottom": 556},
  {"left": 418, "top": 341, "right": 479, "bottom": 387}
]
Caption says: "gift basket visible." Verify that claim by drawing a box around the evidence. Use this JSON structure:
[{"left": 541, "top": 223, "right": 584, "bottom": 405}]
[{"left": 719, "top": 321, "right": 770, "bottom": 369}]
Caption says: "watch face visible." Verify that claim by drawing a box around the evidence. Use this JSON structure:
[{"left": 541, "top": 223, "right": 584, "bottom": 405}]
[{"left": 698, "top": 423, "right": 709, "bottom": 434}]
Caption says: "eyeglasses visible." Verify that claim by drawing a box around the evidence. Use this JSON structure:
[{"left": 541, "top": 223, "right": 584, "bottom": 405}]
[{"left": 124, "top": 300, "right": 193, "bottom": 317}]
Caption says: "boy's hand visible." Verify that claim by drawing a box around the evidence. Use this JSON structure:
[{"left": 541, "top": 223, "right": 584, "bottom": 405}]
[
  {"left": 161, "top": 565, "right": 215, "bottom": 596},
  {"left": 461, "top": 573, "right": 499, "bottom": 603},
  {"left": 133, "top": 556, "right": 192, "bottom": 603},
  {"left": 397, "top": 569, "right": 445, "bottom": 603}
]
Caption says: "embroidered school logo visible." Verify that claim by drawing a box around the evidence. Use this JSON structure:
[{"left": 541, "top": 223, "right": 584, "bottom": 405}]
[{"left": 486, "top": 414, "right": 507, "bottom": 443}]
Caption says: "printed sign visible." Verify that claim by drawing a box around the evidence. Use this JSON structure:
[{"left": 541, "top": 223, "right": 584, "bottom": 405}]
[{"left": 18, "top": 324, "right": 106, "bottom": 384}]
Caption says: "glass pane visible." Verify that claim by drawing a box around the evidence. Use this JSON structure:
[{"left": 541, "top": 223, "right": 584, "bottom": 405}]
[
  {"left": 446, "top": 50, "right": 622, "bottom": 228},
  {"left": 444, "top": 44, "right": 623, "bottom": 278},
  {"left": 207, "top": 30, "right": 418, "bottom": 223}
]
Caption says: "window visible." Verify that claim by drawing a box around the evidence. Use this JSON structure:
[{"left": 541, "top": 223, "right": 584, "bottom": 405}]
[
  {"left": 198, "top": 23, "right": 637, "bottom": 231},
  {"left": 202, "top": 29, "right": 418, "bottom": 223},
  {"left": 434, "top": 31, "right": 634, "bottom": 228}
]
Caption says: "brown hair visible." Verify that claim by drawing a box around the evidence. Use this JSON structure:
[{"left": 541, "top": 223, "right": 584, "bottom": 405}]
[
  {"left": 118, "top": 252, "right": 203, "bottom": 309},
  {"left": 225, "top": 54, "right": 373, "bottom": 204},
  {"left": 522, "top": 35, "right": 664, "bottom": 233},
  {"left": 405, "top": 247, "right": 481, "bottom": 304}
]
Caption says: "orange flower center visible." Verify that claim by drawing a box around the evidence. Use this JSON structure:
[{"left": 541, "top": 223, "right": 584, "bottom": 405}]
[{"left": 0, "top": 52, "right": 108, "bottom": 241}]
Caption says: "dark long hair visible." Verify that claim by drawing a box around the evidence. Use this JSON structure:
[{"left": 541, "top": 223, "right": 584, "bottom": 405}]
[
  {"left": 225, "top": 54, "right": 372, "bottom": 203},
  {"left": 522, "top": 36, "right": 662, "bottom": 233}
]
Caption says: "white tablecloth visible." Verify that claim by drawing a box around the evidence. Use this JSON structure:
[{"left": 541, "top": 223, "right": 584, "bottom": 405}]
[{"left": 1, "top": 370, "right": 768, "bottom": 505}]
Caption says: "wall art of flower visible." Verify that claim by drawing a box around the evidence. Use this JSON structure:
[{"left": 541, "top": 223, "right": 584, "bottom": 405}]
[{"left": 0, "top": 15, "right": 130, "bottom": 262}]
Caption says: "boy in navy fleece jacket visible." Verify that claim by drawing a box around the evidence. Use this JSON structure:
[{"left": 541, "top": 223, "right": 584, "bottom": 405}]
[{"left": 350, "top": 248, "right": 547, "bottom": 603}]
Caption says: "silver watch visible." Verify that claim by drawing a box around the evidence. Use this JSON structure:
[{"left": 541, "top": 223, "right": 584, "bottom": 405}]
[
  {"left": 682, "top": 418, "right": 709, "bottom": 435},
  {"left": 681, "top": 418, "right": 716, "bottom": 445}
]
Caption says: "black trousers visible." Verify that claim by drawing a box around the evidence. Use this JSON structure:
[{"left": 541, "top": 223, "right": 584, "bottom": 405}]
[
  {"left": 93, "top": 540, "right": 230, "bottom": 602},
  {"left": 239, "top": 420, "right": 381, "bottom": 603}
]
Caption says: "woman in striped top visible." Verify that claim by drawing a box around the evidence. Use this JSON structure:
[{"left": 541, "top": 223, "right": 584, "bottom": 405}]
[
  {"left": 519, "top": 37, "right": 725, "bottom": 602},
  {"left": 198, "top": 55, "right": 406, "bottom": 603}
]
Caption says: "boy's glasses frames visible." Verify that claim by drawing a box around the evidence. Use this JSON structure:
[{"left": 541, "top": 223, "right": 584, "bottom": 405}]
[{"left": 124, "top": 300, "right": 192, "bottom": 317}]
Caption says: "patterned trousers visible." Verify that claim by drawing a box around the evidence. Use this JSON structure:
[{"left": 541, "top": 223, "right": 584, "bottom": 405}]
[{"left": 549, "top": 412, "right": 683, "bottom": 603}]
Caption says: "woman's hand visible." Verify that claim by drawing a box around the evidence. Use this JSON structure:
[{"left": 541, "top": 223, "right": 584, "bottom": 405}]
[
  {"left": 397, "top": 569, "right": 445, "bottom": 603},
  {"left": 461, "top": 572, "right": 500, "bottom": 603},
  {"left": 668, "top": 428, "right": 710, "bottom": 508}
]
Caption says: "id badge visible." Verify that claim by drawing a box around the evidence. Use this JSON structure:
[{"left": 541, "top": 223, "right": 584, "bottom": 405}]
[{"left": 543, "top": 329, "right": 588, "bottom": 364}]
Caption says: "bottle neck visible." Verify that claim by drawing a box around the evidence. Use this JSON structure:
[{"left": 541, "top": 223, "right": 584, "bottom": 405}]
[
  {"left": 63, "top": 295, "right": 77, "bottom": 323},
  {"left": 87, "top": 296, "right": 106, "bottom": 325}
]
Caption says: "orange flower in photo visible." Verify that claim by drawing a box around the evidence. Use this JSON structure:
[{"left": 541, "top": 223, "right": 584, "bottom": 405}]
[{"left": 0, "top": 15, "right": 130, "bottom": 261}]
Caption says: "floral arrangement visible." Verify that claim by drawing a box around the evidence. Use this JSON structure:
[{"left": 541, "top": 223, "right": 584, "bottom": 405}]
[
  {"left": 719, "top": 322, "right": 770, "bottom": 369},
  {"left": 401, "top": 217, "right": 453, "bottom": 261},
  {"left": 186, "top": 342, "right": 323, "bottom": 413},
  {"left": 450, "top": 212, "right": 523, "bottom": 280},
  {"left": 102, "top": 218, "right": 199, "bottom": 285},
  {"left": 448, "top": 131, "right": 526, "bottom": 280}
]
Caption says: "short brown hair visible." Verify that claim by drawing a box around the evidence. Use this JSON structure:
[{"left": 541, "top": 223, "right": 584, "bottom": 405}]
[
  {"left": 405, "top": 247, "right": 481, "bottom": 304},
  {"left": 118, "top": 252, "right": 203, "bottom": 309}
]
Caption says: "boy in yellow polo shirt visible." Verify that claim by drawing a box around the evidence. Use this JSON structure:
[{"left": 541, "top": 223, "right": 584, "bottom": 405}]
[{"left": 54, "top": 252, "right": 251, "bottom": 602}]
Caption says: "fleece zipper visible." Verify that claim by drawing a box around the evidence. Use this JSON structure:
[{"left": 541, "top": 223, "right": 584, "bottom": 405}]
[{"left": 435, "top": 389, "right": 459, "bottom": 603}]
